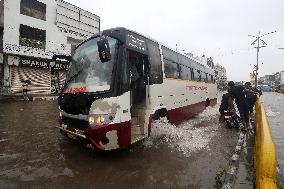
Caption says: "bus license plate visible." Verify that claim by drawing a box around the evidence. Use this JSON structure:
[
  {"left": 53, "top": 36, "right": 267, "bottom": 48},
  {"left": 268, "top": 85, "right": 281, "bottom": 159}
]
[{"left": 66, "top": 132, "right": 77, "bottom": 140}]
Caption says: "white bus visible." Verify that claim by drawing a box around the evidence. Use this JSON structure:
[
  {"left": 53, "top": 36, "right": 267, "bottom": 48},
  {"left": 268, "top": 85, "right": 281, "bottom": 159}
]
[{"left": 55, "top": 27, "right": 217, "bottom": 151}]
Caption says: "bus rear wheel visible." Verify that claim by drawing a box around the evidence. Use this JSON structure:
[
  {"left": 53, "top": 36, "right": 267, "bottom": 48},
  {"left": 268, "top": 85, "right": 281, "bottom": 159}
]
[{"left": 153, "top": 108, "right": 169, "bottom": 122}]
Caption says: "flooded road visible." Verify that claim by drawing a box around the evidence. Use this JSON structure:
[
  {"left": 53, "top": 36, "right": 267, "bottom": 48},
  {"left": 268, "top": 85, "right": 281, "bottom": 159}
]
[
  {"left": 0, "top": 99, "right": 239, "bottom": 189},
  {"left": 261, "top": 92, "right": 284, "bottom": 175}
]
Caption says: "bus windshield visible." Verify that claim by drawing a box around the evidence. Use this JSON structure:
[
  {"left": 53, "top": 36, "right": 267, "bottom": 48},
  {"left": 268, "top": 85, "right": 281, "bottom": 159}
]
[{"left": 63, "top": 36, "right": 118, "bottom": 93}]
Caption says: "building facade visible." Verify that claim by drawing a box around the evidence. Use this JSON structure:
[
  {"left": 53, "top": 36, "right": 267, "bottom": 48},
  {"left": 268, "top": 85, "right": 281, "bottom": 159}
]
[
  {"left": 1, "top": 0, "right": 100, "bottom": 95},
  {"left": 214, "top": 64, "right": 227, "bottom": 90},
  {"left": 258, "top": 71, "right": 284, "bottom": 87}
]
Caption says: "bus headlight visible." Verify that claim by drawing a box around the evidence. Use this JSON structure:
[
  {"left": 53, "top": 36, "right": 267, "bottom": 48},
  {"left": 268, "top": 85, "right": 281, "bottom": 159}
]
[
  {"left": 96, "top": 115, "right": 105, "bottom": 124},
  {"left": 89, "top": 114, "right": 115, "bottom": 126},
  {"left": 89, "top": 116, "right": 96, "bottom": 125}
]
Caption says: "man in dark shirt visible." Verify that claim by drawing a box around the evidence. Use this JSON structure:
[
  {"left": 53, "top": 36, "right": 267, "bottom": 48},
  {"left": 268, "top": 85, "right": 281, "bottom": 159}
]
[
  {"left": 219, "top": 93, "right": 230, "bottom": 114},
  {"left": 227, "top": 81, "right": 249, "bottom": 131},
  {"left": 244, "top": 82, "right": 258, "bottom": 116}
]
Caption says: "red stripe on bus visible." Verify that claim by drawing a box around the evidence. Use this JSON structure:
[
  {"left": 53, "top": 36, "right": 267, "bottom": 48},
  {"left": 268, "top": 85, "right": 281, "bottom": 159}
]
[{"left": 148, "top": 98, "right": 217, "bottom": 134}]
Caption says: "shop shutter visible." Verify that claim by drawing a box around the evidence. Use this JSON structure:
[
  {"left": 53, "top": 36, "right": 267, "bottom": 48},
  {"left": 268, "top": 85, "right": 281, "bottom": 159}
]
[{"left": 11, "top": 66, "right": 51, "bottom": 95}]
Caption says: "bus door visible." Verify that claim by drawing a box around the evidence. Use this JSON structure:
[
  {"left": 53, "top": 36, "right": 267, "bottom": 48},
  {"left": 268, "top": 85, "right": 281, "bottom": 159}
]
[{"left": 128, "top": 50, "right": 149, "bottom": 136}]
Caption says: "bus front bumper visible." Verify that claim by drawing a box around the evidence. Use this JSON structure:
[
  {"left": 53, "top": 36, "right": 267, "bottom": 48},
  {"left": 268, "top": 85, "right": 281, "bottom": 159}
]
[{"left": 57, "top": 121, "right": 131, "bottom": 151}]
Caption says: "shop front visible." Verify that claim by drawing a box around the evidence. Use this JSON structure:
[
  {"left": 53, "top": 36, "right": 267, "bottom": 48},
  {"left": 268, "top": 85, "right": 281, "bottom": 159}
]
[{"left": 8, "top": 55, "right": 68, "bottom": 95}]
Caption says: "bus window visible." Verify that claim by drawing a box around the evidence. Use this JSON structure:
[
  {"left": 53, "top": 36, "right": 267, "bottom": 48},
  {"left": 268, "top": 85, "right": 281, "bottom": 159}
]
[
  {"left": 162, "top": 46, "right": 178, "bottom": 63},
  {"left": 200, "top": 71, "right": 206, "bottom": 82},
  {"left": 193, "top": 69, "right": 198, "bottom": 81},
  {"left": 147, "top": 40, "right": 162, "bottom": 84},
  {"left": 178, "top": 54, "right": 191, "bottom": 68},
  {"left": 197, "top": 70, "right": 201, "bottom": 81},
  {"left": 208, "top": 74, "right": 211, "bottom": 83},
  {"left": 211, "top": 75, "right": 214, "bottom": 83},
  {"left": 190, "top": 69, "right": 194, "bottom": 80},
  {"left": 164, "top": 59, "right": 179, "bottom": 79},
  {"left": 180, "top": 65, "right": 189, "bottom": 80}
]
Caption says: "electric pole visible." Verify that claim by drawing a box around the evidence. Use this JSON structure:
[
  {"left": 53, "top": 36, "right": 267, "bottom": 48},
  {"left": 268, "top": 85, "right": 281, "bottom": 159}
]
[{"left": 248, "top": 31, "right": 276, "bottom": 87}]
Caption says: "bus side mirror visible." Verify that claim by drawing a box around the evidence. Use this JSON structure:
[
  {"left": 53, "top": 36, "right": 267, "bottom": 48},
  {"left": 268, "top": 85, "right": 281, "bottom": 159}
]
[{"left": 97, "top": 37, "right": 111, "bottom": 63}]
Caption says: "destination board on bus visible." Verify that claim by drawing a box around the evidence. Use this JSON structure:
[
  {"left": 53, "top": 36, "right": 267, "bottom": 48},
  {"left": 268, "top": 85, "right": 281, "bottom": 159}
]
[{"left": 126, "top": 33, "right": 147, "bottom": 53}]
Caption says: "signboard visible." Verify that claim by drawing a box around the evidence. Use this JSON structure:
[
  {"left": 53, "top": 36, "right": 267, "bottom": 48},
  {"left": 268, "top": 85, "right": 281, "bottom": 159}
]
[
  {"left": 19, "top": 56, "right": 69, "bottom": 70},
  {"left": 250, "top": 73, "right": 256, "bottom": 85},
  {"left": 126, "top": 33, "right": 147, "bottom": 53}
]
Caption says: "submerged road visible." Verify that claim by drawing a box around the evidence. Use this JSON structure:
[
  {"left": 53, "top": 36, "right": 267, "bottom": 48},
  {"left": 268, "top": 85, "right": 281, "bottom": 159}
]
[
  {"left": 261, "top": 92, "right": 284, "bottom": 176},
  {"left": 0, "top": 97, "right": 240, "bottom": 189}
]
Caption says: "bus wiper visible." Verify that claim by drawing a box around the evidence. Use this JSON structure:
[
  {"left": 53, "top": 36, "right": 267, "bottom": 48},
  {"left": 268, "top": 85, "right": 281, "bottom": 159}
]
[{"left": 59, "top": 69, "right": 83, "bottom": 94}]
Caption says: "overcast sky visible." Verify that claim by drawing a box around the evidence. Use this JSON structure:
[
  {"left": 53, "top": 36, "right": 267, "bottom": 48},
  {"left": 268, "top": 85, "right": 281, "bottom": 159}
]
[{"left": 65, "top": 0, "right": 284, "bottom": 81}]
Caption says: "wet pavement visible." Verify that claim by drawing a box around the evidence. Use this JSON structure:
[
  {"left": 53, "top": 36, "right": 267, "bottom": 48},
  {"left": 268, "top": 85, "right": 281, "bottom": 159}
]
[
  {"left": 0, "top": 99, "right": 240, "bottom": 189},
  {"left": 234, "top": 131, "right": 255, "bottom": 189}
]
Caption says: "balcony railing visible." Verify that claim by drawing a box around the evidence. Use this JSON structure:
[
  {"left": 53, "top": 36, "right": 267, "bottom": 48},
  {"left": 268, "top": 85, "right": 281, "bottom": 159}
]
[
  {"left": 4, "top": 43, "right": 71, "bottom": 59},
  {"left": 19, "top": 37, "right": 45, "bottom": 49}
]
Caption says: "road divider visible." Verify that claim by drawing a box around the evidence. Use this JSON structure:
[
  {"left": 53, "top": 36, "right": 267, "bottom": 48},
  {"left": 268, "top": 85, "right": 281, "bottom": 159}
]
[{"left": 255, "top": 97, "right": 277, "bottom": 189}]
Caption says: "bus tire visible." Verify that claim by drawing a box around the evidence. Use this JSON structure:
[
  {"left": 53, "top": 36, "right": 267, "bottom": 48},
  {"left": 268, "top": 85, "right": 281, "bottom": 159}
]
[
  {"left": 205, "top": 98, "right": 210, "bottom": 107},
  {"left": 153, "top": 108, "right": 168, "bottom": 121}
]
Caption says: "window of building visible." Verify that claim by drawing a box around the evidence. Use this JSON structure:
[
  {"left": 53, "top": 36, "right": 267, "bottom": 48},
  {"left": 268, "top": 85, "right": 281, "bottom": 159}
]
[
  {"left": 67, "top": 37, "right": 83, "bottom": 55},
  {"left": 19, "top": 24, "right": 46, "bottom": 49},
  {"left": 20, "top": 0, "right": 46, "bottom": 21}
]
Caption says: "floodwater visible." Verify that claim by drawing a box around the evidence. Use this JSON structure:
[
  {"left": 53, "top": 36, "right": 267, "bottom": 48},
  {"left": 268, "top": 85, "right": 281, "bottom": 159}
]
[
  {"left": 0, "top": 97, "right": 239, "bottom": 189},
  {"left": 261, "top": 92, "right": 284, "bottom": 175}
]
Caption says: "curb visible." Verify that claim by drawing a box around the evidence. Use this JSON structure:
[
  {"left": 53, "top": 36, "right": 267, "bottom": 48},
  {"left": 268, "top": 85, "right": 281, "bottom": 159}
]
[{"left": 221, "top": 132, "right": 246, "bottom": 189}]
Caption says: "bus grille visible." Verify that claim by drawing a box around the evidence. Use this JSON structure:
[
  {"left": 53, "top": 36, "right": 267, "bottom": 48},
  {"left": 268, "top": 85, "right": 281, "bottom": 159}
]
[{"left": 62, "top": 116, "right": 89, "bottom": 130}]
